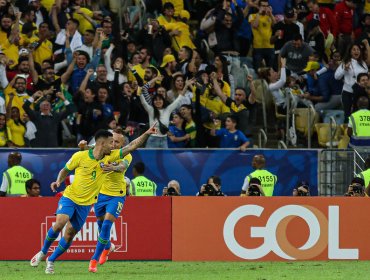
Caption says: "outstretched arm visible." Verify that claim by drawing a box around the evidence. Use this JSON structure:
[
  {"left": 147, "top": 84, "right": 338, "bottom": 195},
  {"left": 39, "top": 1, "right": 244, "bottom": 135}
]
[{"left": 119, "top": 123, "right": 157, "bottom": 157}]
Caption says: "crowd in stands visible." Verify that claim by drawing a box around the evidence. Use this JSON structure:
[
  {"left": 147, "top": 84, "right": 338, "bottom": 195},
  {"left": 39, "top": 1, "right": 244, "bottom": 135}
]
[{"left": 0, "top": 0, "right": 369, "bottom": 149}]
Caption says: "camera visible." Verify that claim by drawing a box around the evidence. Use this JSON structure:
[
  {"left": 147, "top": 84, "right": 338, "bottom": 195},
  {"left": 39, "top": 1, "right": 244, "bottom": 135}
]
[
  {"left": 166, "top": 186, "right": 178, "bottom": 196},
  {"left": 247, "top": 184, "right": 262, "bottom": 196},
  {"left": 203, "top": 184, "right": 216, "bottom": 196},
  {"left": 344, "top": 178, "right": 365, "bottom": 197}
]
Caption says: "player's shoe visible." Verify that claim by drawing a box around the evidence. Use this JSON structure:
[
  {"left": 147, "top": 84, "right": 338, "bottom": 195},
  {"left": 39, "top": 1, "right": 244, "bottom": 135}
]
[
  {"left": 30, "top": 251, "right": 46, "bottom": 267},
  {"left": 89, "top": 260, "right": 98, "bottom": 273},
  {"left": 45, "top": 257, "right": 55, "bottom": 274},
  {"left": 99, "top": 243, "right": 116, "bottom": 265}
]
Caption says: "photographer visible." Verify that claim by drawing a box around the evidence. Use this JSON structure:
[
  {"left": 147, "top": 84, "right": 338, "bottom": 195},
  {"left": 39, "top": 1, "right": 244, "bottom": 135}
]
[
  {"left": 242, "top": 178, "right": 265, "bottom": 197},
  {"left": 292, "top": 181, "right": 310, "bottom": 196},
  {"left": 344, "top": 178, "right": 366, "bottom": 197},
  {"left": 162, "top": 180, "right": 181, "bottom": 196},
  {"left": 198, "top": 175, "right": 225, "bottom": 196}
]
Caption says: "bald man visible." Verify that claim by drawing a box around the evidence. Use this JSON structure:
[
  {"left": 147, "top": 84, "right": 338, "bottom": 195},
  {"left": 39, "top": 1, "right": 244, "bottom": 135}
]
[{"left": 241, "top": 154, "right": 277, "bottom": 197}]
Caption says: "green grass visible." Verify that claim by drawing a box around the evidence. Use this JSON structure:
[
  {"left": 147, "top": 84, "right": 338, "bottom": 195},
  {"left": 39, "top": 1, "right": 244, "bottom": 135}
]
[{"left": 1, "top": 261, "right": 369, "bottom": 279}]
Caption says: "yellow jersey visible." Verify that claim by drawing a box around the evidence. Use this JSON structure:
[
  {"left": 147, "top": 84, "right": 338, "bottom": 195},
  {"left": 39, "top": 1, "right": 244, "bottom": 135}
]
[
  {"left": 161, "top": 0, "right": 183, "bottom": 16},
  {"left": 163, "top": 22, "right": 195, "bottom": 51},
  {"left": 249, "top": 14, "right": 274, "bottom": 49},
  {"left": 33, "top": 40, "right": 53, "bottom": 65},
  {"left": 6, "top": 119, "right": 25, "bottom": 147},
  {"left": 100, "top": 153, "right": 132, "bottom": 197},
  {"left": 73, "top": 8, "right": 94, "bottom": 34},
  {"left": 63, "top": 149, "right": 124, "bottom": 205},
  {"left": 4, "top": 87, "right": 31, "bottom": 118}
]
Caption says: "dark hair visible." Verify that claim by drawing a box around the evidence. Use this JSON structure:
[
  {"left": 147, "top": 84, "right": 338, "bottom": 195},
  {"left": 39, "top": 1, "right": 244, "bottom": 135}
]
[
  {"left": 76, "top": 50, "right": 90, "bottom": 63},
  {"left": 344, "top": 44, "right": 366, "bottom": 68},
  {"left": 356, "top": 72, "right": 368, "bottom": 82},
  {"left": 208, "top": 175, "right": 221, "bottom": 186},
  {"left": 0, "top": 113, "right": 9, "bottom": 144},
  {"left": 134, "top": 161, "right": 145, "bottom": 174},
  {"left": 25, "top": 178, "right": 40, "bottom": 191},
  {"left": 85, "top": 29, "right": 95, "bottom": 35},
  {"left": 152, "top": 94, "right": 168, "bottom": 120},
  {"left": 68, "top": 18, "right": 80, "bottom": 27},
  {"left": 140, "top": 47, "right": 152, "bottom": 58},
  {"left": 101, "top": 19, "right": 112, "bottom": 27},
  {"left": 214, "top": 55, "right": 230, "bottom": 85},
  {"left": 181, "top": 46, "right": 193, "bottom": 62},
  {"left": 227, "top": 115, "right": 238, "bottom": 124},
  {"left": 292, "top": 33, "right": 303, "bottom": 41},
  {"left": 235, "top": 87, "right": 247, "bottom": 95},
  {"left": 94, "top": 129, "right": 113, "bottom": 141},
  {"left": 18, "top": 56, "right": 29, "bottom": 64},
  {"left": 351, "top": 177, "right": 365, "bottom": 186},
  {"left": 249, "top": 177, "right": 261, "bottom": 185},
  {"left": 42, "top": 66, "right": 54, "bottom": 74},
  {"left": 163, "top": 2, "right": 175, "bottom": 11},
  {"left": 147, "top": 66, "right": 158, "bottom": 76}
]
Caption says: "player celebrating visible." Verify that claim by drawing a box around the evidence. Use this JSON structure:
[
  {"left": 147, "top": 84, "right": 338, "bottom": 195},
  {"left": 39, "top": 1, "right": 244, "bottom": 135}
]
[
  {"left": 30, "top": 125, "right": 155, "bottom": 274},
  {"left": 79, "top": 130, "right": 132, "bottom": 273}
]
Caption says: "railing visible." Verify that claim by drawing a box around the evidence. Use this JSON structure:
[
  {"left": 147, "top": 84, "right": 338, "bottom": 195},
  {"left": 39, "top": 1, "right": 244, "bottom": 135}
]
[
  {"left": 353, "top": 148, "right": 367, "bottom": 177},
  {"left": 328, "top": 116, "right": 337, "bottom": 149},
  {"left": 261, "top": 80, "right": 269, "bottom": 132},
  {"left": 278, "top": 140, "right": 288, "bottom": 149},
  {"left": 258, "top": 128, "right": 267, "bottom": 148}
]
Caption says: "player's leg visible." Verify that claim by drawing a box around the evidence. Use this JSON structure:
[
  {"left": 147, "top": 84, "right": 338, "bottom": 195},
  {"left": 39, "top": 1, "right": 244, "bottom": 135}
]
[
  {"left": 95, "top": 196, "right": 125, "bottom": 265},
  {"left": 46, "top": 201, "right": 91, "bottom": 274},
  {"left": 30, "top": 197, "right": 71, "bottom": 267}
]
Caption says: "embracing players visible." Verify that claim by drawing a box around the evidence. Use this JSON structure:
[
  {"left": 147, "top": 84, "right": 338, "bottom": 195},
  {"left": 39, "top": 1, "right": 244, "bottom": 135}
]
[{"left": 30, "top": 125, "right": 155, "bottom": 274}]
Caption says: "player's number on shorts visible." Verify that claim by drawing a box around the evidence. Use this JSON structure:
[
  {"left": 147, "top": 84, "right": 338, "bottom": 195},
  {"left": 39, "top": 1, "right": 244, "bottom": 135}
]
[
  {"left": 91, "top": 171, "right": 96, "bottom": 180},
  {"left": 116, "top": 202, "right": 123, "bottom": 213}
]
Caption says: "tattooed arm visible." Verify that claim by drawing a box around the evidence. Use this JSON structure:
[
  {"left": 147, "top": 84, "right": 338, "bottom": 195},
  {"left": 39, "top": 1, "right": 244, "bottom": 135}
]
[{"left": 119, "top": 123, "right": 157, "bottom": 157}]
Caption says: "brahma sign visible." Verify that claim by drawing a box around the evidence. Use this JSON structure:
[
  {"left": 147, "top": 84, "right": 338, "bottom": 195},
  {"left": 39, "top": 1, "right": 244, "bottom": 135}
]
[
  {"left": 0, "top": 197, "right": 171, "bottom": 260},
  {"left": 172, "top": 197, "right": 370, "bottom": 261}
]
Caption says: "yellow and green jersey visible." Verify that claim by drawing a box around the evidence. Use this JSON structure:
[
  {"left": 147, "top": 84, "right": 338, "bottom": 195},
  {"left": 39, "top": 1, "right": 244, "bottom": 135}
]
[
  {"left": 63, "top": 149, "right": 124, "bottom": 205},
  {"left": 100, "top": 154, "right": 133, "bottom": 197}
]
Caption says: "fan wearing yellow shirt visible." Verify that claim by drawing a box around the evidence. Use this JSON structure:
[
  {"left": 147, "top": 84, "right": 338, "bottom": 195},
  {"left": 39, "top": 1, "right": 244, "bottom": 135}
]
[{"left": 30, "top": 125, "right": 156, "bottom": 274}]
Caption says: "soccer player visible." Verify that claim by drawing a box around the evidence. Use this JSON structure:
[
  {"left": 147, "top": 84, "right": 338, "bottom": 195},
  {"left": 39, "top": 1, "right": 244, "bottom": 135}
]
[
  {"left": 30, "top": 125, "right": 155, "bottom": 274},
  {"left": 79, "top": 130, "right": 132, "bottom": 273}
]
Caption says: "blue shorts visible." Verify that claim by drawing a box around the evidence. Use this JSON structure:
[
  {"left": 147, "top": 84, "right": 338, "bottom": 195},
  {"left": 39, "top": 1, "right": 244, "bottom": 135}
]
[
  {"left": 94, "top": 194, "right": 126, "bottom": 218},
  {"left": 56, "top": 196, "right": 91, "bottom": 231}
]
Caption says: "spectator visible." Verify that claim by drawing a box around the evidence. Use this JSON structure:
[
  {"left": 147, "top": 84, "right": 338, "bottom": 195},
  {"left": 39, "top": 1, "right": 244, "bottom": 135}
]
[
  {"left": 249, "top": 0, "right": 275, "bottom": 71},
  {"left": 211, "top": 115, "right": 250, "bottom": 151},
  {"left": 347, "top": 96, "right": 370, "bottom": 148},
  {"left": 157, "top": 2, "right": 176, "bottom": 26},
  {"left": 352, "top": 73, "right": 370, "bottom": 112},
  {"left": 335, "top": 0, "right": 356, "bottom": 56},
  {"left": 159, "top": 54, "right": 177, "bottom": 90},
  {"left": 131, "top": 47, "right": 158, "bottom": 83},
  {"left": 305, "top": 19, "right": 325, "bottom": 61},
  {"left": 0, "top": 50, "right": 9, "bottom": 89},
  {"left": 31, "top": 22, "right": 53, "bottom": 66},
  {"left": 271, "top": 9, "right": 301, "bottom": 69},
  {"left": 212, "top": 2, "right": 244, "bottom": 54},
  {"left": 137, "top": 18, "right": 172, "bottom": 64},
  {"left": 179, "top": 104, "right": 197, "bottom": 148},
  {"left": 176, "top": 46, "right": 193, "bottom": 74},
  {"left": 0, "top": 113, "right": 12, "bottom": 147},
  {"left": 33, "top": 67, "right": 62, "bottom": 103},
  {"left": 7, "top": 55, "right": 36, "bottom": 92},
  {"left": 335, "top": 43, "right": 368, "bottom": 123},
  {"left": 316, "top": 51, "right": 343, "bottom": 111},
  {"left": 213, "top": 55, "right": 232, "bottom": 97},
  {"left": 23, "top": 90, "right": 74, "bottom": 147},
  {"left": 5, "top": 92, "right": 27, "bottom": 147},
  {"left": 306, "top": 0, "right": 337, "bottom": 38},
  {"left": 279, "top": 33, "right": 314, "bottom": 74},
  {"left": 162, "top": 179, "right": 181, "bottom": 196},
  {"left": 167, "top": 111, "right": 188, "bottom": 148},
  {"left": 21, "top": 178, "right": 41, "bottom": 197},
  {"left": 104, "top": 43, "right": 128, "bottom": 84},
  {"left": 130, "top": 162, "right": 157, "bottom": 196},
  {"left": 28, "top": 0, "right": 49, "bottom": 28},
  {"left": 240, "top": 154, "right": 277, "bottom": 197},
  {"left": 0, "top": 152, "right": 33, "bottom": 197},
  {"left": 139, "top": 79, "right": 188, "bottom": 148},
  {"left": 198, "top": 175, "right": 225, "bottom": 196},
  {"left": 167, "top": 73, "right": 193, "bottom": 107},
  {"left": 164, "top": 10, "right": 195, "bottom": 52}
]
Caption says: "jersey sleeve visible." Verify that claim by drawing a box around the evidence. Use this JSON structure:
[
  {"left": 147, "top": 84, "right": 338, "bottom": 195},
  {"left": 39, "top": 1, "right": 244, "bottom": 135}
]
[
  {"left": 64, "top": 151, "right": 82, "bottom": 172},
  {"left": 123, "top": 154, "right": 133, "bottom": 169},
  {"left": 106, "top": 149, "right": 124, "bottom": 162}
]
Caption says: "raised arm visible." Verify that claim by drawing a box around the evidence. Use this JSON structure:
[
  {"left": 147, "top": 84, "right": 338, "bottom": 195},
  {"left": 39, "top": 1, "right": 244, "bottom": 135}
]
[
  {"left": 61, "top": 54, "right": 76, "bottom": 85},
  {"left": 104, "top": 43, "right": 115, "bottom": 77},
  {"left": 119, "top": 123, "right": 157, "bottom": 157}
]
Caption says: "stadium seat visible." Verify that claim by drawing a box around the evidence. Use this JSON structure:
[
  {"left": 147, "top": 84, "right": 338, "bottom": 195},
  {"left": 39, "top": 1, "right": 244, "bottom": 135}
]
[
  {"left": 315, "top": 123, "right": 340, "bottom": 147},
  {"left": 293, "top": 107, "right": 319, "bottom": 137}
]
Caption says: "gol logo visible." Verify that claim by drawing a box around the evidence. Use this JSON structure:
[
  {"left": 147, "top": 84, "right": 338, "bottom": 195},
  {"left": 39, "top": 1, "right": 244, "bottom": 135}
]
[{"left": 223, "top": 205, "right": 359, "bottom": 260}]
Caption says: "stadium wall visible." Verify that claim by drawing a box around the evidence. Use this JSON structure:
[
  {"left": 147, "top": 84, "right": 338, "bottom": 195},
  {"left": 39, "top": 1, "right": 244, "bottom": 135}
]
[
  {"left": 1, "top": 197, "right": 369, "bottom": 261},
  {"left": 0, "top": 148, "right": 319, "bottom": 196}
]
